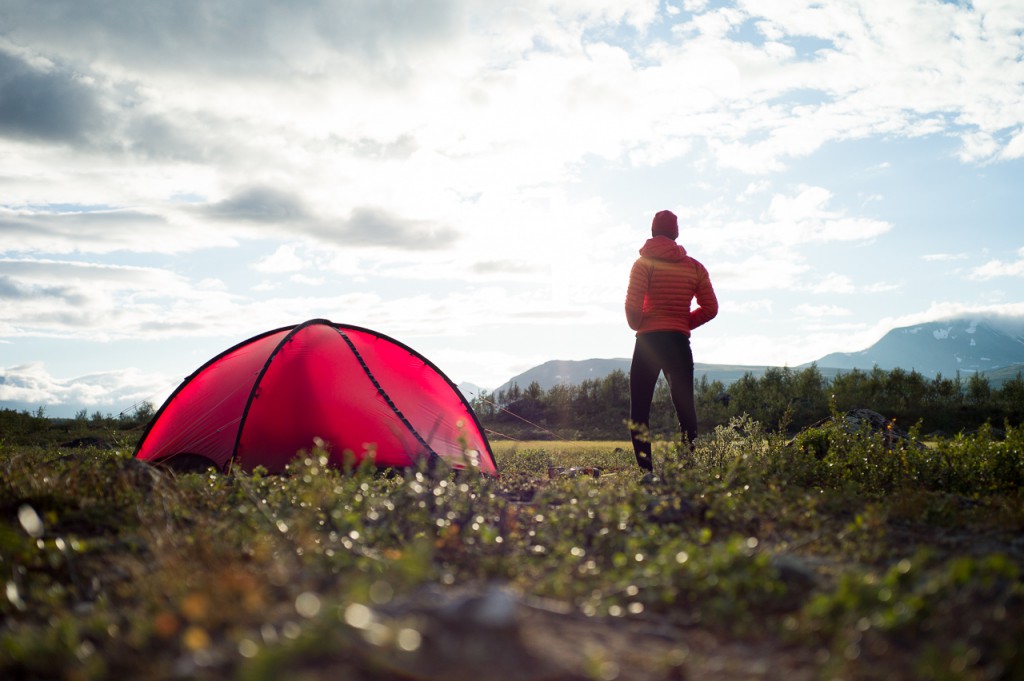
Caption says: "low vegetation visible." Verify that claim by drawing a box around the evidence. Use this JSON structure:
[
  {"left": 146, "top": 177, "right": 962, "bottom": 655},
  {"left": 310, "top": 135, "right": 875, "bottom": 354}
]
[
  {"left": 477, "top": 365, "right": 1024, "bottom": 439},
  {"left": 2, "top": 409, "right": 1022, "bottom": 680}
]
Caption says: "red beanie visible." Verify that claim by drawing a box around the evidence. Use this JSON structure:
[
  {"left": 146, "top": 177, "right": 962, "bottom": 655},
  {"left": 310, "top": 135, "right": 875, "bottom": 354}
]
[{"left": 651, "top": 210, "right": 678, "bottom": 239}]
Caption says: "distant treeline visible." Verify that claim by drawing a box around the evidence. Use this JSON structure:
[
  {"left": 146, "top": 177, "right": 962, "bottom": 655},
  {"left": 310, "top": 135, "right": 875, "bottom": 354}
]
[
  {"left": 5, "top": 366, "right": 1022, "bottom": 447},
  {"left": 472, "top": 365, "right": 1024, "bottom": 440},
  {"left": 0, "top": 404, "right": 155, "bottom": 446}
]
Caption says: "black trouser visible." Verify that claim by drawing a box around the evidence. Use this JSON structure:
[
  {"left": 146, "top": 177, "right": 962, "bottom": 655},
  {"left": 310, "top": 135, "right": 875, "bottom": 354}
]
[{"left": 629, "top": 331, "right": 697, "bottom": 471}]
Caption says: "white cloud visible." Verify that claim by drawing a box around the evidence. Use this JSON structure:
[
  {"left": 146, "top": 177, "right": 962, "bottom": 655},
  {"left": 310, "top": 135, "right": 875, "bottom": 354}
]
[
  {"left": 0, "top": 252, "right": 618, "bottom": 350},
  {"left": 970, "top": 248, "right": 1024, "bottom": 279},
  {"left": 722, "top": 298, "right": 774, "bottom": 314},
  {"left": 870, "top": 302, "right": 1024, "bottom": 332},
  {"left": 765, "top": 186, "right": 835, "bottom": 222},
  {"left": 253, "top": 244, "right": 314, "bottom": 274},
  {"left": 0, "top": 0, "right": 1016, "bottom": 263},
  {"left": 1003, "top": 129, "right": 1024, "bottom": 160},
  {"left": 862, "top": 281, "right": 900, "bottom": 294},
  {"left": 0, "top": 362, "right": 172, "bottom": 413},
  {"left": 958, "top": 130, "right": 1000, "bottom": 163},
  {"left": 696, "top": 330, "right": 836, "bottom": 367},
  {"left": 712, "top": 253, "right": 809, "bottom": 291},
  {"left": 768, "top": 190, "right": 892, "bottom": 244},
  {"left": 0, "top": 205, "right": 236, "bottom": 255},
  {"left": 0, "top": 258, "right": 269, "bottom": 340},
  {"left": 922, "top": 253, "right": 969, "bottom": 262},
  {"left": 800, "top": 271, "right": 897, "bottom": 296},
  {"left": 739, "top": 180, "right": 772, "bottom": 201},
  {"left": 794, "top": 303, "right": 851, "bottom": 317},
  {"left": 691, "top": 185, "right": 892, "bottom": 256},
  {"left": 809, "top": 273, "right": 856, "bottom": 294}
]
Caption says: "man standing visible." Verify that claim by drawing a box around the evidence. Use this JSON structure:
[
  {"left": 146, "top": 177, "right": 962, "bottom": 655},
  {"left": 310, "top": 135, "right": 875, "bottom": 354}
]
[{"left": 625, "top": 210, "right": 718, "bottom": 472}]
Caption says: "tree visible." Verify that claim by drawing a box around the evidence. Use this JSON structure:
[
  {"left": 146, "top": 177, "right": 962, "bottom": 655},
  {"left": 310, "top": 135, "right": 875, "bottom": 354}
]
[
  {"left": 695, "top": 376, "right": 729, "bottom": 432},
  {"left": 831, "top": 368, "right": 873, "bottom": 411},
  {"left": 966, "top": 373, "right": 992, "bottom": 406},
  {"left": 790, "top": 365, "right": 828, "bottom": 427},
  {"left": 996, "top": 372, "right": 1024, "bottom": 423}
]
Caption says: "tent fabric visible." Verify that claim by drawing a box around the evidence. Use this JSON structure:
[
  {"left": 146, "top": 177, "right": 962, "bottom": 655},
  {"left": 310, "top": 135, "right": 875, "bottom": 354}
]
[{"left": 134, "top": 319, "right": 498, "bottom": 476}]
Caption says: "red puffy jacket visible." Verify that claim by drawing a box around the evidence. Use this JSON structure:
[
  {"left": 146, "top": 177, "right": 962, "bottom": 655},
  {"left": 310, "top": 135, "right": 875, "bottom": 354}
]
[{"left": 625, "top": 236, "right": 718, "bottom": 335}]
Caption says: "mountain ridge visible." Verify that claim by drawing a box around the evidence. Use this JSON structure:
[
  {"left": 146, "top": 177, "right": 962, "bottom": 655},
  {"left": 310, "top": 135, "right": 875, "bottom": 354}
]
[
  {"left": 810, "top": 318, "right": 1024, "bottom": 376},
  {"left": 468, "top": 316, "right": 1024, "bottom": 397}
]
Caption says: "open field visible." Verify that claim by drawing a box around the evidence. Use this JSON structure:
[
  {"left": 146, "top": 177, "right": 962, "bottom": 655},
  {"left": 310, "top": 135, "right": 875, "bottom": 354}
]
[
  {"left": 2, "top": 416, "right": 1023, "bottom": 680},
  {"left": 490, "top": 440, "right": 632, "bottom": 467}
]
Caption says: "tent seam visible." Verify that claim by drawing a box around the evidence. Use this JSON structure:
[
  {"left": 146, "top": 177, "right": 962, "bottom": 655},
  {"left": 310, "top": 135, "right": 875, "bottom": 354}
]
[
  {"left": 228, "top": 320, "right": 320, "bottom": 471},
  {"left": 332, "top": 326, "right": 441, "bottom": 464}
]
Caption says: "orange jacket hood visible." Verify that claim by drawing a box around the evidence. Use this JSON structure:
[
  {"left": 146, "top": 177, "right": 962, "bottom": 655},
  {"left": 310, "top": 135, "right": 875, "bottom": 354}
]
[{"left": 639, "top": 236, "right": 688, "bottom": 262}]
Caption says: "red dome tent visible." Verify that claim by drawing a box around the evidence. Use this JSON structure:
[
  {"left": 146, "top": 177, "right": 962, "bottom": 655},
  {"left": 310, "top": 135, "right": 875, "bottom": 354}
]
[{"left": 134, "top": 319, "right": 498, "bottom": 477}]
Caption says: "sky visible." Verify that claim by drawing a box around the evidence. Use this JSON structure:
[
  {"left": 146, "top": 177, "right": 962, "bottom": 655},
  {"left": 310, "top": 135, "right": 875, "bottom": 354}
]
[{"left": 1, "top": 0, "right": 1023, "bottom": 418}]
